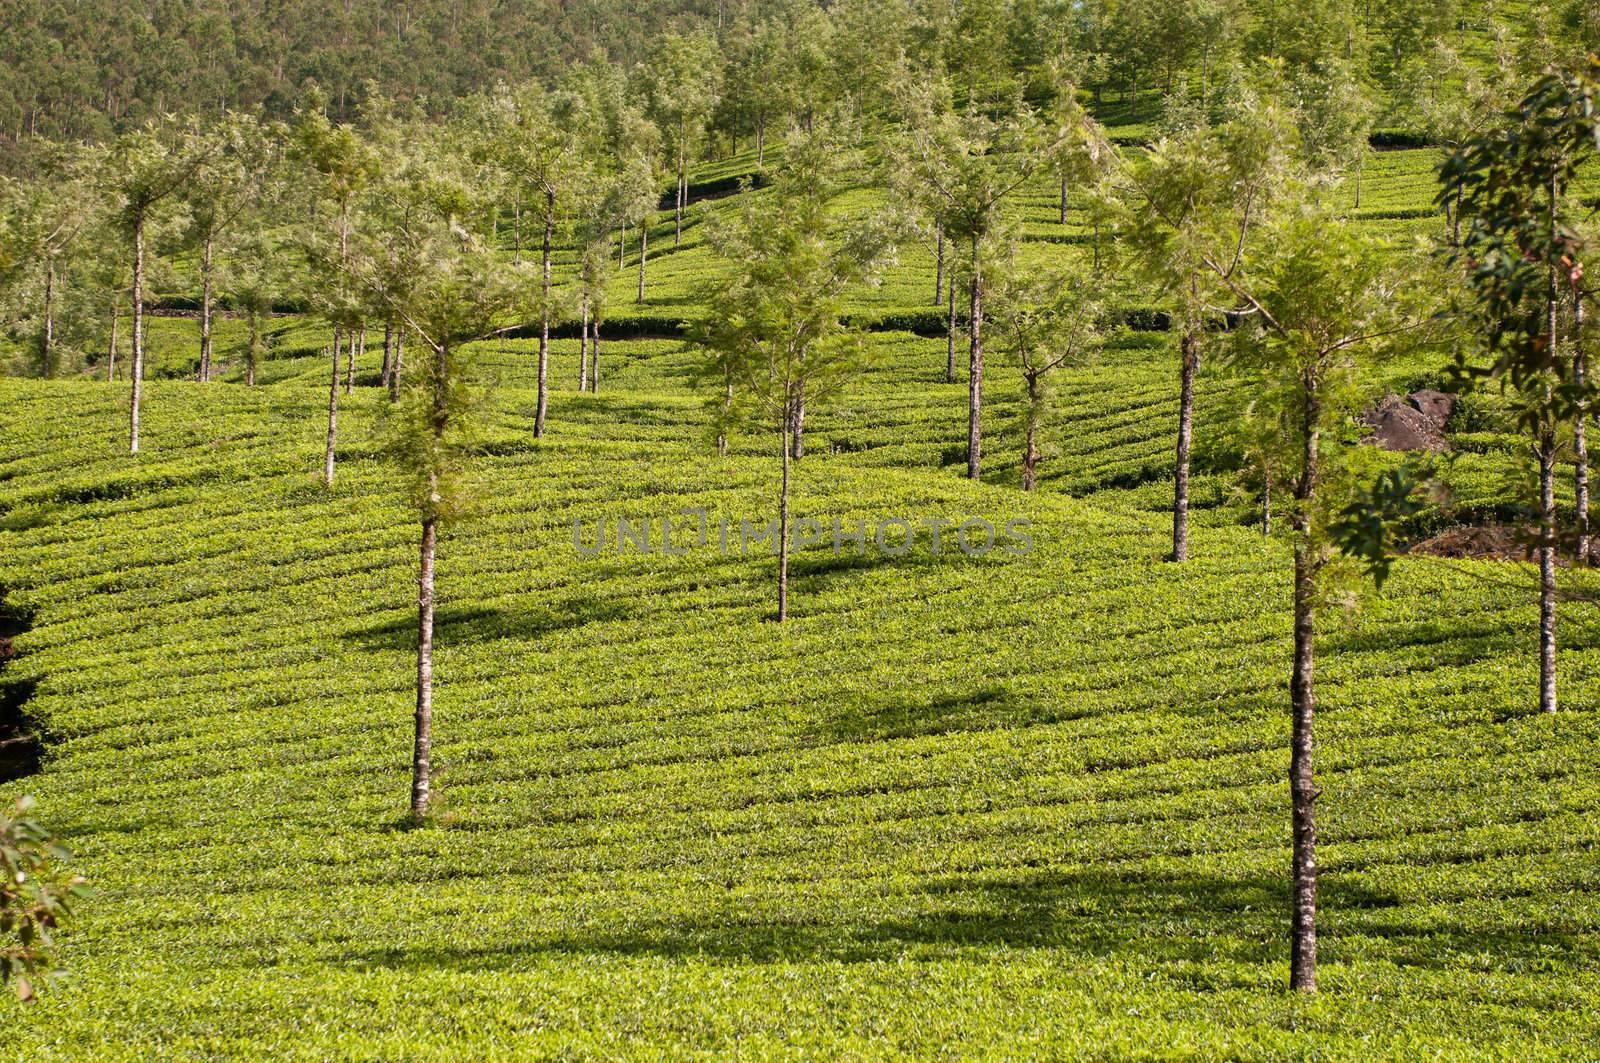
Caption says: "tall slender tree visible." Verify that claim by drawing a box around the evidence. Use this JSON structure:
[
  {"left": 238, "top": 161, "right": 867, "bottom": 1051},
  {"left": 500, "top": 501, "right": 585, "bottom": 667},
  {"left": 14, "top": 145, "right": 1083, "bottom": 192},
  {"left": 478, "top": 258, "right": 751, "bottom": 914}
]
[
  {"left": 290, "top": 91, "right": 378, "bottom": 484},
  {"left": 1120, "top": 102, "right": 1295, "bottom": 559},
  {"left": 108, "top": 118, "right": 211, "bottom": 453},
  {"left": 698, "top": 117, "right": 897, "bottom": 621},
  {"left": 1222, "top": 206, "right": 1429, "bottom": 994},
  {"left": 892, "top": 92, "right": 1057, "bottom": 481}
]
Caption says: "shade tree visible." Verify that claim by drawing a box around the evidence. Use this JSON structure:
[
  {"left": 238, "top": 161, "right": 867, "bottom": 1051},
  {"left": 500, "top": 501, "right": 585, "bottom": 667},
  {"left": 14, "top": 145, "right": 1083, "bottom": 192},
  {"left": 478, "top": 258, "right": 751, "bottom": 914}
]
[
  {"left": 1118, "top": 98, "right": 1297, "bottom": 560},
  {"left": 891, "top": 89, "right": 1060, "bottom": 481},
  {"left": 697, "top": 116, "right": 898, "bottom": 622}
]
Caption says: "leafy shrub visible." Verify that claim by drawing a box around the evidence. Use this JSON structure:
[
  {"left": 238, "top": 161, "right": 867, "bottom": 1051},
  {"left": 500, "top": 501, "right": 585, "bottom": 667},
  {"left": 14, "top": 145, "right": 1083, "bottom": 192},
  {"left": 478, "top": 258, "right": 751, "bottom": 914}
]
[{"left": 1, "top": 796, "right": 89, "bottom": 1001}]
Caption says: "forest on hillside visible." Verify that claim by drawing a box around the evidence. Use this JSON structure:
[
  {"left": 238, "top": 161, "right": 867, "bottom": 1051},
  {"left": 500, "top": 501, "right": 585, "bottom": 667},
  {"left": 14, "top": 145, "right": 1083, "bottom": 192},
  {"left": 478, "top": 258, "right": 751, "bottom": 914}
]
[{"left": 1, "top": 0, "right": 1596, "bottom": 150}]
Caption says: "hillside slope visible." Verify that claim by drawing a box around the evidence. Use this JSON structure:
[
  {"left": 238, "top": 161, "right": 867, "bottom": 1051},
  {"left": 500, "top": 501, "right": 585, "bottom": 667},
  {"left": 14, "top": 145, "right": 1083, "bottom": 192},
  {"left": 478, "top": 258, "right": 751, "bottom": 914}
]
[{"left": 2, "top": 315, "right": 1598, "bottom": 1055}]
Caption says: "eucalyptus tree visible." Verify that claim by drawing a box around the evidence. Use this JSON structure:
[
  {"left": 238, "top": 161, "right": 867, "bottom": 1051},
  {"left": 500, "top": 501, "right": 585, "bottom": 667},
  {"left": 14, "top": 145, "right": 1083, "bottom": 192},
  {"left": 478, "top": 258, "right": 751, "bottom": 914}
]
[
  {"left": 697, "top": 118, "right": 897, "bottom": 622},
  {"left": 222, "top": 228, "right": 286, "bottom": 386},
  {"left": 470, "top": 82, "right": 596, "bottom": 438},
  {"left": 1440, "top": 61, "right": 1600, "bottom": 713},
  {"left": 1222, "top": 206, "right": 1429, "bottom": 994},
  {"left": 0, "top": 147, "right": 95, "bottom": 378},
  {"left": 892, "top": 90, "right": 1061, "bottom": 481},
  {"left": 716, "top": 13, "right": 799, "bottom": 164},
  {"left": 290, "top": 91, "right": 379, "bottom": 484},
  {"left": 340, "top": 145, "right": 533, "bottom": 824},
  {"left": 1283, "top": 58, "right": 1375, "bottom": 207},
  {"left": 107, "top": 117, "right": 211, "bottom": 453},
  {"left": 642, "top": 32, "right": 722, "bottom": 248},
  {"left": 184, "top": 112, "right": 272, "bottom": 382},
  {"left": 989, "top": 262, "right": 1112, "bottom": 491},
  {"left": 1119, "top": 101, "right": 1296, "bottom": 560},
  {"left": 1047, "top": 73, "right": 1117, "bottom": 227}
]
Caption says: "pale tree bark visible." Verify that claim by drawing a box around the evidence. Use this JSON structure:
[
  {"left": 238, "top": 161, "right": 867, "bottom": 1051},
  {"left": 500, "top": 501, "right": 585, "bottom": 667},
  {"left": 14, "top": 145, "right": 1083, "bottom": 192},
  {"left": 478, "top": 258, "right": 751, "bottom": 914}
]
[
  {"left": 245, "top": 308, "right": 261, "bottom": 386},
  {"left": 579, "top": 293, "right": 590, "bottom": 391},
  {"left": 198, "top": 233, "right": 214, "bottom": 381},
  {"left": 1172, "top": 301, "right": 1201, "bottom": 562},
  {"left": 130, "top": 215, "right": 146, "bottom": 453},
  {"left": 1538, "top": 424, "right": 1559, "bottom": 714},
  {"left": 1262, "top": 472, "right": 1273, "bottom": 536},
  {"left": 412, "top": 507, "right": 436, "bottom": 823},
  {"left": 637, "top": 222, "right": 648, "bottom": 302},
  {"left": 107, "top": 297, "right": 120, "bottom": 380},
  {"left": 412, "top": 337, "right": 451, "bottom": 823},
  {"left": 40, "top": 258, "right": 55, "bottom": 379},
  {"left": 1021, "top": 372, "right": 1043, "bottom": 491},
  {"left": 1288, "top": 385, "right": 1321, "bottom": 994},
  {"left": 389, "top": 329, "right": 404, "bottom": 402},
  {"left": 324, "top": 326, "right": 341, "bottom": 485},
  {"left": 535, "top": 196, "right": 553, "bottom": 438},
  {"left": 790, "top": 384, "right": 805, "bottom": 460},
  {"left": 934, "top": 228, "right": 944, "bottom": 306},
  {"left": 1059, "top": 170, "right": 1069, "bottom": 225},
  {"left": 778, "top": 405, "right": 792, "bottom": 622},
  {"left": 381, "top": 319, "right": 394, "bottom": 390},
  {"left": 344, "top": 328, "right": 357, "bottom": 393},
  {"left": 717, "top": 374, "right": 731, "bottom": 456},
  {"left": 946, "top": 273, "right": 958, "bottom": 384},
  {"left": 324, "top": 208, "right": 351, "bottom": 482},
  {"left": 1575, "top": 291, "right": 1590, "bottom": 564},
  {"left": 967, "top": 240, "right": 984, "bottom": 481},
  {"left": 1539, "top": 240, "right": 1560, "bottom": 713},
  {"left": 675, "top": 145, "right": 686, "bottom": 247}
]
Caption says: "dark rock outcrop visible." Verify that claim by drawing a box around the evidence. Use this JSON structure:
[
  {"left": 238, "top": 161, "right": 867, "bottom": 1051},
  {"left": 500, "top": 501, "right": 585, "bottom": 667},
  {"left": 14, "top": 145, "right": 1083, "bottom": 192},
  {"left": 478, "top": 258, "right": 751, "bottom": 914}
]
[{"left": 1360, "top": 389, "right": 1456, "bottom": 452}]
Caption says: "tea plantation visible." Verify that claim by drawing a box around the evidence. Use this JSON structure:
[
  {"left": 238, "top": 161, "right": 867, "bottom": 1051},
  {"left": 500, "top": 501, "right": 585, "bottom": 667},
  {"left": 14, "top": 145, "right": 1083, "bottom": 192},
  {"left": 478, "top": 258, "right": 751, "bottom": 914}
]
[{"left": 3, "top": 116, "right": 1600, "bottom": 1057}]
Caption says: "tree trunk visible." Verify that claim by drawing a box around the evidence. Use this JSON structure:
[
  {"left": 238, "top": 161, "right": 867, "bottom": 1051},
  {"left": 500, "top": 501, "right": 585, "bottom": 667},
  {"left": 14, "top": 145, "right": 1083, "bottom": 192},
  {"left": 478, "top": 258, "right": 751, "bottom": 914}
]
[
  {"left": 579, "top": 294, "right": 590, "bottom": 392},
  {"left": 717, "top": 376, "right": 731, "bottom": 456},
  {"left": 1538, "top": 418, "right": 1559, "bottom": 714},
  {"left": 1022, "top": 373, "right": 1042, "bottom": 491},
  {"left": 1540, "top": 218, "right": 1560, "bottom": 712},
  {"left": 790, "top": 385, "right": 806, "bottom": 460},
  {"left": 1059, "top": 170, "right": 1069, "bottom": 225},
  {"left": 934, "top": 228, "right": 944, "bottom": 306},
  {"left": 1288, "top": 386, "right": 1322, "bottom": 994},
  {"left": 324, "top": 326, "right": 341, "bottom": 485},
  {"left": 778, "top": 407, "right": 792, "bottom": 622},
  {"left": 198, "top": 233, "right": 214, "bottom": 381},
  {"left": 412, "top": 511, "right": 436, "bottom": 823},
  {"left": 40, "top": 257, "right": 55, "bottom": 379},
  {"left": 246, "top": 308, "right": 260, "bottom": 386},
  {"left": 1262, "top": 471, "right": 1273, "bottom": 536},
  {"left": 536, "top": 203, "right": 553, "bottom": 438},
  {"left": 107, "top": 297, "right": 119, "bottom": 381},
  {"left": 946, "top": 272, "right": 959, "bottom": 384},
  {"left": 344, "top": 328, "right": 357, "bottom": 393},
  {"left": 637, "top": 222, "right": 648, "bottom": 302},
  {"left": 757, "top": 120, "right": 766, "bottom": 165},
  {"left": 130, "top": 214, "right": 146, "bottom": 453},
  {"left": 389, "top": 329, "right": 404, "bottom": 402},
  {"left": 967, "top": 240, "right": 984, "bottom": 481},
  {"left": 1172, "top": 314, "right": 1200, "bottom": 562},
  {"left": 381, "top": 319, "right": 394, "bottom": 389},
  {"left": 513, "top": 188, "right": 522, "bottom": 264},
  {"left": 590, "top": 321, "right": 601, "bottom": 393},
  {"left": 1575, "top": 291, "right": 1590, "bottom": 564},
  {"left": 675, "top": 148, "right": 685, "bottom": 247}
]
